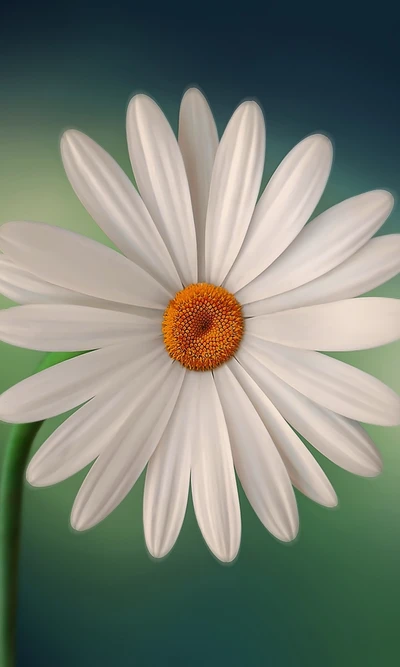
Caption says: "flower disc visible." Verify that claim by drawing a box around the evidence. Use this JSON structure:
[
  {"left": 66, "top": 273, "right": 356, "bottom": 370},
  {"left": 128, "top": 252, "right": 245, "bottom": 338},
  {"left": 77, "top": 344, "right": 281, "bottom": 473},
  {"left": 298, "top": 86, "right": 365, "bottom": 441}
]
[{"left": 162, "top": 283, "right": 244, "bottom": 371}]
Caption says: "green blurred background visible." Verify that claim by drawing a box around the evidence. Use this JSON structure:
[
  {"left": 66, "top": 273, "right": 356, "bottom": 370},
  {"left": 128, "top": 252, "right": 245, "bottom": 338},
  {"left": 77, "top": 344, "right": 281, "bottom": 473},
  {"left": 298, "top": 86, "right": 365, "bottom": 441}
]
[{"left": 0, "top": 5, "right": 399, "bottom": 666}]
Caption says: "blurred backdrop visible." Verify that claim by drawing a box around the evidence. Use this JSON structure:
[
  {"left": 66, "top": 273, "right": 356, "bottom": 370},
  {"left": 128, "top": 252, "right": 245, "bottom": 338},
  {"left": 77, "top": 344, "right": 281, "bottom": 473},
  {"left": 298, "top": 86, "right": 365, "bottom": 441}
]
[{"left": 0, "top": 4, "right": 399, "bottom": 666}]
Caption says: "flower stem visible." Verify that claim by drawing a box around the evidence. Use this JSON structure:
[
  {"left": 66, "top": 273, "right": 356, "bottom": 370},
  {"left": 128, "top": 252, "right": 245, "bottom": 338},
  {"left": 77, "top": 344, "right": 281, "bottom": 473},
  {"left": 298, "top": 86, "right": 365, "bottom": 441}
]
[{"left": 0, "top": 351, "right": 85, "bottom": 667}]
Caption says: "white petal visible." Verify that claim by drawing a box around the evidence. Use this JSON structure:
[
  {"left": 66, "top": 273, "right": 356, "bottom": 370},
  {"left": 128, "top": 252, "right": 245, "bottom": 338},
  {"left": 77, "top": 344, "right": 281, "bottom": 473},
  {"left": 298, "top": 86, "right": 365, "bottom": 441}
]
[
  {"left": 0, "top": 255, "right": 84, "bottom": 305},
  {"left": 70, "top": 359, "right": 185, "bottom": 531},
  {"left": 214, "top": 364, "right": 299, "bottom": 540},
  {"left": 237, "top": 190, "right": 394, "bottom": 304},
  {"left": 225, "top": 134, "right": 333, "bottom": 294},
  {"left": 236, "top": 347, "right": 382, "bottom": 476},
  {"left": 227, "top": 358, "right": 337, "bottom": 507},
  {"left": 204, "top": 101, "right": 265, "bottom": 285},
  {"left": 178, "top": 88, "right": 219, "bottom": 281},
  {"left": 239, "top": 337, "right": 400, "bottom": 426},
  {"left": 246, "top": 298, "right": 400, "bottom": 351},
  {"left": 243, "top": 234, "right": 400, "bottom": 317},
  {"left": 0, "top": 339, "right": 163, "bottom": 423},
  {"left": 143, "top": 372, "right": 193, "bottom": 558},
  {"left": 0, "top": 304, "right": 162, "bottom": 351},
  {"left": 127, "top": 94, "right": 197, "bottom": 285},
  {"left": 61, "top": 130, "right": 181, "bottom": 294},
  {"left": 190, "top": 372, "right": 241, "bottom": 562},
  {"left": 26, "top": 361, "right": 149, "bottom": 486},
  {"left": 0, "top": 255, "right": 160, "bottom": 319},
  {"left": 0, "top": 222, "right": 169, "bottom": 309}
]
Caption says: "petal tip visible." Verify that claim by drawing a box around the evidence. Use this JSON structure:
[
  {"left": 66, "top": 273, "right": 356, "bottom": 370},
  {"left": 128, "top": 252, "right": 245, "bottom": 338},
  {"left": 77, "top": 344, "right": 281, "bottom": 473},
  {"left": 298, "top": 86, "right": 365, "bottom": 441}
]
[
  {"left": 215, "top": 547, "right": 240, "bottom": 564},
  {"left": 60, "top": 128, "right": 83, "bottom": 150},
  {"left": 367, "top": 449, "right": 384, "bottom": 477},
  {"left": 363, "top": 465, "right": 383, "bottom": 479},
  {"left": 25, "top": 463, "right": 39, "bottom": 486},
  {"left": 26, "top": 463, "right": 56, "bottom": 488},
  {"left": 244, "top": 99, "right": 263, "bottom": 119},
  {"left": 384, "top": 407, "right": 400, "bottom": 427},
  {"left": 70, "top": 508, "right": 89, "bottom": 532},
  {"left": 233, "top": 99, "right": 263, "bottom": 122},
  {"left": 182, "top": 86, "right": 205, "bottom": 102},
  {"left": 310, "top": 133, "right": 333, "bottom": 156},
  {"left": 128, "top": 93, "right": 155, "bottom": 113},
  {"left": 147, "top": 543, "right": 171, "bottom": 560},
  {"left": 323, "top": 489, "right": 339, "bottom": 508},
  {"left": 0, "top": 408, "right": 21, "bottom": 425},
  {"left": 209, "top": 536, "right": 241, "bottom": 563},
  {"left": 274, "top": 516, "right": 299, "bottom": 543},
  {"left": 361, "top": 188, "right": 394, "bottom": 215},
  {"left": 376, "top": 189, "right": 395, "bottom": 212}
]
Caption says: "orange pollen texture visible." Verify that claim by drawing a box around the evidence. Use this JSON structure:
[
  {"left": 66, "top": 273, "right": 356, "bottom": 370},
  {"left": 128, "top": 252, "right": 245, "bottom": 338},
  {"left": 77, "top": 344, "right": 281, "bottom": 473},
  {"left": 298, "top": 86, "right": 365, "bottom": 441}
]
[{"left": 162, "top": 283, "right": 244, "bottom": 371}]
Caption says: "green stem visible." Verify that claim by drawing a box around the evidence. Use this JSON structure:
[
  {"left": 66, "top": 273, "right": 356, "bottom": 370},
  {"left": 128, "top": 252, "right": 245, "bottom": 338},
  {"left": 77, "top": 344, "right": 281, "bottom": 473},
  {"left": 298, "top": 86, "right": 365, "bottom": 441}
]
[{"left": 0, "top": 351, "right": 85, "bottom": 667}]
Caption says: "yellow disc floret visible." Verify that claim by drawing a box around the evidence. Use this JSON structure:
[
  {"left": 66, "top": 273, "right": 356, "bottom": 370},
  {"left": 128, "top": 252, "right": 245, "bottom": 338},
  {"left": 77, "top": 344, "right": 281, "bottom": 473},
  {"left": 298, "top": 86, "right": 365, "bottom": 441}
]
[{"left": 162, "top": 283, "right": 244, "bottom": 371}]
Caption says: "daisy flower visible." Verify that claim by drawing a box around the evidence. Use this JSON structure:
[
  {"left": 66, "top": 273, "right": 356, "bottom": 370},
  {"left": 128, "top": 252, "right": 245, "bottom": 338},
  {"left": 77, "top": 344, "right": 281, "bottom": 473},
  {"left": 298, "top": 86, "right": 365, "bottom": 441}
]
[{"left": 0, "top": 88, "right": 399, "bottom": 563}]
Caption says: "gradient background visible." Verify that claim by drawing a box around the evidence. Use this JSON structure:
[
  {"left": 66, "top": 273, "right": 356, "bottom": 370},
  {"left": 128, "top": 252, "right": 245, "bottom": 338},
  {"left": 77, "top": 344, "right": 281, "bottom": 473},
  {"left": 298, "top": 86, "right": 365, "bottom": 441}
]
[{"left": 1, "top": 5, "right": 399, "bottom": 666}]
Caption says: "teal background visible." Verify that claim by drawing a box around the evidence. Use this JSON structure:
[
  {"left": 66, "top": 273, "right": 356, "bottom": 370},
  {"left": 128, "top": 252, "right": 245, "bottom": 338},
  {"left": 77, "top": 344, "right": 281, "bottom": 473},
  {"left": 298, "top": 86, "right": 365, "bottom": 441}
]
[{"left": 1, "top": 6, "right": 400, "bottom": 666}]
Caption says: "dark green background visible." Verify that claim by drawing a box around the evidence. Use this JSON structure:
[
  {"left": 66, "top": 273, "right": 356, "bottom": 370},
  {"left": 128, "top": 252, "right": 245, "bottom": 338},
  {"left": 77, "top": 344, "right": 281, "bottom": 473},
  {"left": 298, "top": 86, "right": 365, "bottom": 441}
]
[{"left": 1, "top": 5, "right": 399, "bottom": 666}]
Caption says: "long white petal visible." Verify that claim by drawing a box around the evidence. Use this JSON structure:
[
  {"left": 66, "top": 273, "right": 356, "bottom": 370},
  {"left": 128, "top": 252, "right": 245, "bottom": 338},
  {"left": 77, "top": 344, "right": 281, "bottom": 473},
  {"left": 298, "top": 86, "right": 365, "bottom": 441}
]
[
  {"left": 246, "top": 298, "right": 400, "bottom": 351},
  {"left": 237, "top": 190, "right": 394, "bottom": 304},
  {"left": 26, "top": 359, "right": 154, "bottom": 486},
  {"left": 70, "top": 359, "right": 185, "bottom": 531},
  {"left": 143, "top": 372, "right": 193, "bottom": 558},
  {"left": 243, "top": 234, "right": 400, "bottom": 317},
  {"left": 0, "top": 255, "right": 160, "bottom": 319},
  {"left": 126, "top": 94, "right": 197, "bottom": 286},
  {"left": 225, "top": 134, "right": 332, "bottom": 293},
  {"left": 61, "top": 130, "right": 181, "bottom": 294},
  {"left": 204, "top": 101, "right": 265, "bottom": 285},
  {"left": 214, "top": 364, "right": 299, "bottom": 540},
  {"left": 236, "top": 347, "right": 382, "bottom": 476},
  {"left": 227, "top": 358, "right": 337, "bottom": 506},
  {"left": 0, "top": 339, "right": 163, "bottom": 423},
  {"left": 190, "top": 372, "right": 241, "bottom": 562},
  {"left": 0, "top": 222, "right": 169, "bottom": 309},
  {"left": 178, "top": 88, "right": 218, "bottom": 282},
  {"left": 0, "top": 304, "right": 162, "bottom": 351},
  {"left": 240, "top": 336, "right": 400, "bottom": 425},
  {"left": 0, "top": 255, "right": 89, "bottom": 305}
]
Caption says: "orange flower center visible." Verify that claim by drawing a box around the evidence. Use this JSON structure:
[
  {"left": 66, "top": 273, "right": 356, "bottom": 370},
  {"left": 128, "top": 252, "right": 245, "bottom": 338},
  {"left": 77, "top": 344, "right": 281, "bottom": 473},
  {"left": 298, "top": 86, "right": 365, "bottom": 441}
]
[{"left": 162, "top": 283, "right": 244, "bottom": 371}]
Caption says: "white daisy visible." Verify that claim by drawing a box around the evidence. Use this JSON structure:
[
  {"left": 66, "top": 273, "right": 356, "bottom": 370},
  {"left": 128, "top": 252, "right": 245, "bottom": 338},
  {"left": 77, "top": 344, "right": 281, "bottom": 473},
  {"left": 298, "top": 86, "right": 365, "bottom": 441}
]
[{"left": 0, "top": 88, "right": 399, "bottom": 563}]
